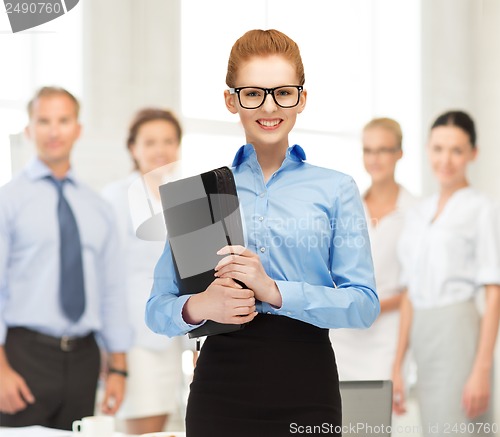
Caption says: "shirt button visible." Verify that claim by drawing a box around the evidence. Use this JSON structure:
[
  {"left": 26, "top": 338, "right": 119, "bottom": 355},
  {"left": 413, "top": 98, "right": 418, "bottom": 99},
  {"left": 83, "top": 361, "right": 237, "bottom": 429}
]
[
  {"left": 260, "top": 247, "right": 266, "bottom": 253},
  {"left": 266, "top": 312, "right": 271, "bottom": 315},
  {"left": 287, "top": 312, "right": 292, "bottom": 316},
  {"left": 258, "top": 216, "right": 264, "bottom": 221},
  {"left": 259, "top": 192, "right": 265, "bottom": 198}
]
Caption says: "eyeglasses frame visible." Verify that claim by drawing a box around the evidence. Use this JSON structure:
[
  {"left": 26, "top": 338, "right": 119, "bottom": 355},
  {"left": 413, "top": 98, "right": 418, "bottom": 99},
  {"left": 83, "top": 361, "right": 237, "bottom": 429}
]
[{"left": 228, "top": 85, "right": 304, "bottom": 109}]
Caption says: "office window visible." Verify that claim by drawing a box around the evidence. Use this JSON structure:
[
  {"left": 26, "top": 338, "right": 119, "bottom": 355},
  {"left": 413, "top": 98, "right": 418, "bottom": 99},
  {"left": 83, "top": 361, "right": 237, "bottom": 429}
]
[{"left": 0, "top": 4, "right": 83, "bottom": 185}]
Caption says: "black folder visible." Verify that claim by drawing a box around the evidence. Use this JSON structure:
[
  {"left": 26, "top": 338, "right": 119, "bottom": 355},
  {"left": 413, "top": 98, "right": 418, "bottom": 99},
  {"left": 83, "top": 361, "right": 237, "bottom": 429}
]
[{"left": 159, "top": 166, "right": 246, "bottom": 338}]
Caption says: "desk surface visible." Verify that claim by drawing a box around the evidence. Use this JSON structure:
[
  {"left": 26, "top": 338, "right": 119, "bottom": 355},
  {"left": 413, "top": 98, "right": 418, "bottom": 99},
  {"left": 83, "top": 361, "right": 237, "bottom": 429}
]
[
  {"left": 0, "top": 426, "right": 186, "bottom": 436},
  {"left": 0, "top": 427, "right": 129, "bottom": 436}
]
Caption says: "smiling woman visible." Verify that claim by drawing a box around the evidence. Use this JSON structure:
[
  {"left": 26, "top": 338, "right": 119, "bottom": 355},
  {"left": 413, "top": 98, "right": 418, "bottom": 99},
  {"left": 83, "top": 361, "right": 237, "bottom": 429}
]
[
  {"left": 331, "top": 117, "right": 417, "bottom": 383},
  {"left": 223, "top": 54, "right": 306, "bottom": 164},
  {"left": 179, "top": 0, "right": 422, "bottom": 191},
  {"left": 146, "top": 28, "right": 379, "bottom": 437},
  {"left": 393, "top": 111, "right": 500, "bottom": 437}
]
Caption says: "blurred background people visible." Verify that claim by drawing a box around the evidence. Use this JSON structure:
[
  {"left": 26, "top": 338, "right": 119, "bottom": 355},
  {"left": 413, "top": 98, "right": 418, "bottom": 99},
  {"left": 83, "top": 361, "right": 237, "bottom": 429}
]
[
  {"left": 102, "top": 108, "right": 184, "bottom": 435},
  {"left": 331, "top": 117, "right": 416, "bottom": 381},
  {"left": 392, "top": 111, "right": 500, "bottom": 436},
  {"left": 0, "top": 87, "right": 132, "bottom": 430}
]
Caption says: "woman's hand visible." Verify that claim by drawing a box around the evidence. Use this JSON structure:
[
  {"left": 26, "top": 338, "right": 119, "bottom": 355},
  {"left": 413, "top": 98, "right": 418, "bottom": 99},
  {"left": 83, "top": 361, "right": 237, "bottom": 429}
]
[
  {"left": 183, "top": 277, "right": 258, "bottom": 325},
  {"left": 215, "top": 245, "right": 282, "bottom": 307},
  {"left": 101, "top": 373, "right": 125, "bottom": 415},
  {"left": 392, "top": 367, "right": 407, "bottom": 415},
  {"left": 462, "top": 284, "right": 500, "bottom": 419},
  {"left": 462, "top": 369, "right": 491, "bottom": 419}
]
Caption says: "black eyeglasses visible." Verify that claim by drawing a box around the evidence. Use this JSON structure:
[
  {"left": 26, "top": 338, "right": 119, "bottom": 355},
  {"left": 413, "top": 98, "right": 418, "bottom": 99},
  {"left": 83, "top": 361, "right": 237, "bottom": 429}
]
[{"left": 229, "top": 85, "right": 303, "bottom": 109}]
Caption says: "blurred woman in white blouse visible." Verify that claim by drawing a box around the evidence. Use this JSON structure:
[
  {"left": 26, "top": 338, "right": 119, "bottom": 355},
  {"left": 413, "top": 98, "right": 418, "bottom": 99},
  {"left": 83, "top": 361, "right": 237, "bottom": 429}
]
[
  {"left": 331, "top": 117, "right": 416, "bottom": 380},
  {"left": 102, "top": 108, "right": 183, "bottom": 435},
  {"left": 392, "top": 110, "right": 500, "bottom": 436}
]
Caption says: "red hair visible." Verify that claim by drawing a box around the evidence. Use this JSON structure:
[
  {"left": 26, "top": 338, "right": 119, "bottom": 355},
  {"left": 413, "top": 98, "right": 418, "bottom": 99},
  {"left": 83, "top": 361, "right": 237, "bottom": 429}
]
[{"left": 226, "top": 29, "right": 305, "bottom": 88}]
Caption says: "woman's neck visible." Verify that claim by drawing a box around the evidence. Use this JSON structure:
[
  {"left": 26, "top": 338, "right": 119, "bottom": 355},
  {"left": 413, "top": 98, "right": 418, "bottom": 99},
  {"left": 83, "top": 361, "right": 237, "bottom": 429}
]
[
  {"left": 431, "top": 179, "right": 469, "bottom": 223},
  {"left": 366, "top": 178, "right": 399, "bottom": 201},
  {"left": 254, "top": 143, "right": 288, "bottom": 182},
  {"left": 439, "top": 179, "right": 469, "bottom": 201},
  {"left": 364, "top": 178, "right": 400, "bottom": 223},
  {"left": 140, "top": 170, "right": 164, "bottom": 201}
]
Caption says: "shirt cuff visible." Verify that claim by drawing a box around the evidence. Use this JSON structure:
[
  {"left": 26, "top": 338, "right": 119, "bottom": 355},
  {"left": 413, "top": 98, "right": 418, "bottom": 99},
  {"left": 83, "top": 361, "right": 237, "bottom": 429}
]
[
  {"left": 174, "top": 294, "right": 207, "bottom": 333},
  {"left": 477, "top": 268, "right": 500, "bottom": 286},
  {"left": 100, "top": 325, "right": 134, "bottom": 353},
  {"left": 271, "top": 280, "right": 304, "bottom": 318}
]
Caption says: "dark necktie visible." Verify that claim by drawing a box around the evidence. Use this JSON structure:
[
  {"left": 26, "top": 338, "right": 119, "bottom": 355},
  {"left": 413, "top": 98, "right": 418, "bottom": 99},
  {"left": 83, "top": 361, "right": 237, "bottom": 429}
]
[{"left": 48, "top": 176, "right": 86, "bottom": 322}]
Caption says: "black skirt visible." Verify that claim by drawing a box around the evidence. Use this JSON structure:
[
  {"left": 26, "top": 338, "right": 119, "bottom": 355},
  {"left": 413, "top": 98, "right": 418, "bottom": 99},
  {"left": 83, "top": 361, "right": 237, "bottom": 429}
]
[{"left": 186, "top": 314, "right": 342, "bottom": 437}]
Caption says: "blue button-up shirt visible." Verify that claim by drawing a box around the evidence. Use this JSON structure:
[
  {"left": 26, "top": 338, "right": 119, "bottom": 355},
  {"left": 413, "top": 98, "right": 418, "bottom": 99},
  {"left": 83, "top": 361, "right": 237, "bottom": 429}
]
[
  {"left": 146, "top": 144, "right": 379, "bottom": 336},
  {"left": 0, "top": 158, "right": 132, "bottom": 352}
]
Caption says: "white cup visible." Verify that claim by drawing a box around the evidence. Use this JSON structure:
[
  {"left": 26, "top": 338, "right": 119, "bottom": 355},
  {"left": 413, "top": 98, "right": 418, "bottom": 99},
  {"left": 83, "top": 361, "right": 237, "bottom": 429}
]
[{"left": 72, "top": 415, "right": 115, "bottom": 437}]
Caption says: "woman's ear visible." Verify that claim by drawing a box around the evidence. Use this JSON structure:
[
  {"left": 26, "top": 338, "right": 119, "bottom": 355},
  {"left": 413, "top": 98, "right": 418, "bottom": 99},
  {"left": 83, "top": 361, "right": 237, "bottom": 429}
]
[
  {"left": 471, "top": 145, "right": 479, "bottom": 161},
  {"left": 129, "top": 143, "right": 138, "bottom": 161},
  {"left": 396, "top": 148, "right": 403, "bottom": 161},
  {"left": 297, "top": 89, "right": 307, "bottom": 114},
  {"left": 224, "top": 89, "right": 238, "bottom": 114}
]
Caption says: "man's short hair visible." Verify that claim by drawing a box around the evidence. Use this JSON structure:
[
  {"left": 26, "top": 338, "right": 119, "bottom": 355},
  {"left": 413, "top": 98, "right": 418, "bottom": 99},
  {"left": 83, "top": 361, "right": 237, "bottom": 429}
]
[{"left": 27, "top": 86, "right": 80, "bottom": 119}]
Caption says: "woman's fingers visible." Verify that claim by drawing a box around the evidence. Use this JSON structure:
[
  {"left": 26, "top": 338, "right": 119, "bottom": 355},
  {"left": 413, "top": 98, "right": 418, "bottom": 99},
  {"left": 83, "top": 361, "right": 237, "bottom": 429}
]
[
  {"left": 464, "top": 392, "right": 489, "bottom": 419},
  {"left": 217, "top": 245, "right": 249, "bottom": 257},
  {"left": 232, "top": 311, "right": 258, "bottom": 324},
  {"left": 215, "top": 277, "right": 244, "bottom": 290},
  {"left": 233, "top": 305, "right": 256, "bottom": 316},
  {"left": 204, "top": 277, "right": 256, "bottom": 324},
  {"left": 391, "top": 373, "right": 406, "bottom": 415}
]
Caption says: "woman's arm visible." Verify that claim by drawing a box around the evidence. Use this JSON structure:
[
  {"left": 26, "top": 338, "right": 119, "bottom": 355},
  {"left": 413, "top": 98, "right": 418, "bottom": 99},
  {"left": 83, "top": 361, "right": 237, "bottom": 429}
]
[
  {"left": 461, "top": 200, "right": 500, "bottom": 418},
  {"left": 462, "top": 284, "right": 500, "bottom": 419},
  {"left": 380, "top": 293, "right": 403, "bottom": 313},
  {"left": 145, "top": 241, "right": 256, "bottom": 337},
  {"left": 392, "top": 290, "right": 412, "bottom": 415},
  {"left": 217, "top": 175, "right": 379, "bottom": 329}
]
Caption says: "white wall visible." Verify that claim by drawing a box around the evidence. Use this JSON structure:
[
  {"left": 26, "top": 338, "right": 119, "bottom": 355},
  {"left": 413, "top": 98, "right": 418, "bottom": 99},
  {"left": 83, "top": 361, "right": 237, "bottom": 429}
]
[
  {"left": 471, "top": 0, "right": 500, "bottom": 201},
  {"left": 76, "top": 0, "right": 182, "bottom": 189},
  {"left": 421, "top": 0, "right": 500, "bottom": 202}
]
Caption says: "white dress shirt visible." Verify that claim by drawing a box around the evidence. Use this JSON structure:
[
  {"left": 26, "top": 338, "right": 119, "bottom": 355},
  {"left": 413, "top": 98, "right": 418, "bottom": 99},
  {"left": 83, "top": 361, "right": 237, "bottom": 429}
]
[
  {"left": 399, "top": 187, "right": 500, "bottom": 309},
  {"left": 102, "top": 172, "right": 177, "bottom": 351},
  {"left": 331, "top": 186, "right": 417, "bottom": 380}
]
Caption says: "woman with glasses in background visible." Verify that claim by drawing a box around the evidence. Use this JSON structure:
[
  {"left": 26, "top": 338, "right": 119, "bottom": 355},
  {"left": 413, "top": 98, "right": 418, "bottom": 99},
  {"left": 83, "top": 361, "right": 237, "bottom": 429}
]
[
  {"left": 392, "top": 110, "right": 500, "bottom": 437},
  {"left": 146, "top": 29, "right": 379, "bottom": 437},
  {"left": 102, "top": 108, "right": 183, "bottom": 435},
  {"left": 331, "top": 117, "right": 417, "bottom": 382}
]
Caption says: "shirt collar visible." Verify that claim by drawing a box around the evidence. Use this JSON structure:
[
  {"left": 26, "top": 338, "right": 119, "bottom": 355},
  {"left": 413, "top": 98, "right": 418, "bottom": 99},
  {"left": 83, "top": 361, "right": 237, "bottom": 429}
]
[
  {"left": 231, "top": 143, "right": 307, "bottom": 167},
  {"left": 24, "top": 157, "right": 78, "bottom": 185}
]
